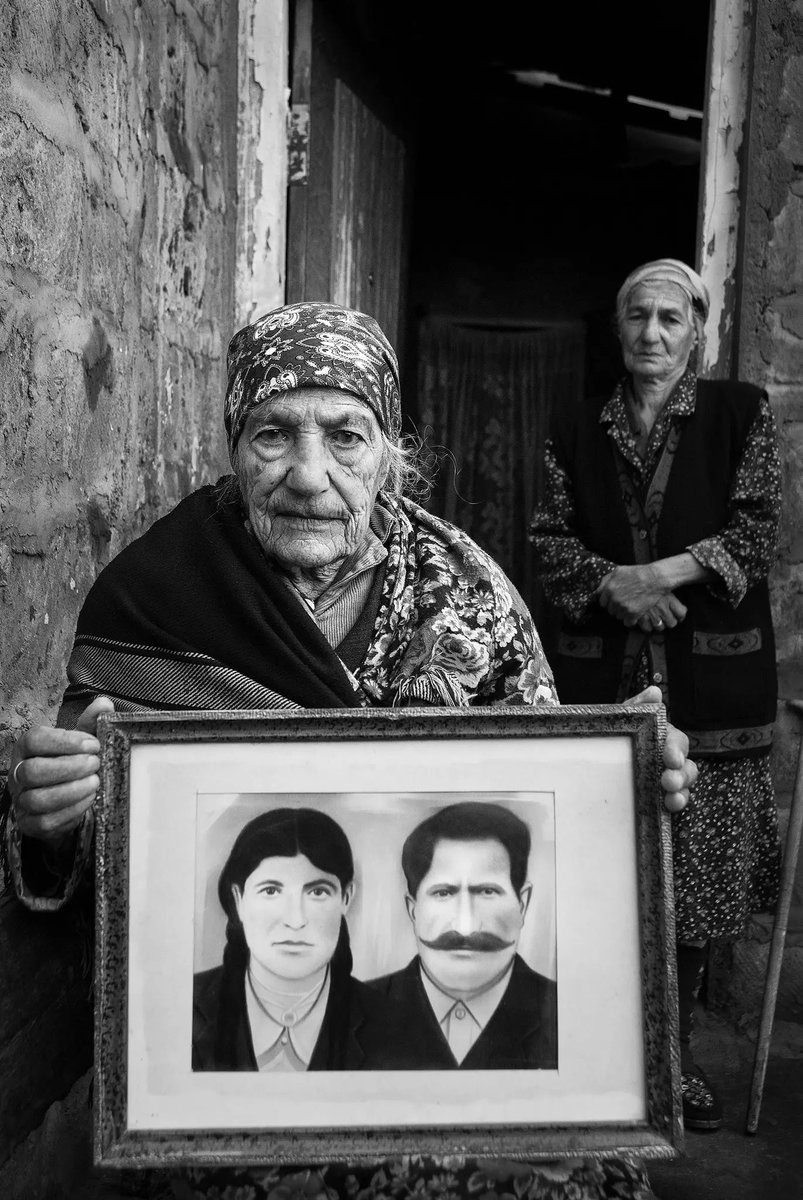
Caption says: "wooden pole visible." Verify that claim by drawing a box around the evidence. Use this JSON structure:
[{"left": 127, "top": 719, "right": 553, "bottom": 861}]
[{"left": 745, "top": 698, "right": 803, "bottom": 1133}]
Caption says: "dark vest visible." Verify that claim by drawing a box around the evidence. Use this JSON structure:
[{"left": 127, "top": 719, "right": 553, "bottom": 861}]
[{"left": 549, "top": 379, "right": 777, "bottom": 758}]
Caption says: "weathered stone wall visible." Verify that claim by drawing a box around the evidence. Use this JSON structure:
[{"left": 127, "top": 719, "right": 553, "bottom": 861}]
[
  {"left": 0, "top": 0, "right": 290, "bottom": 1184},
  {"left": 0, "top": 1, "right": 242, "bottom": 1188},
  {"left": 739, "top": 0, "right": 803, "bottom": 872},
  {"left": 0, "top": 0, "right": 238, "bottom": 764},
  {"left": 724, "top": 0, "right": 803, "bottom": 1021}
]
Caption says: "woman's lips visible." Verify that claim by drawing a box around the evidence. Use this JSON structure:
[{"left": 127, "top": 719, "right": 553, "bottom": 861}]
[{"left": 274, "top": 512, "right": 345, "bottom": 523}]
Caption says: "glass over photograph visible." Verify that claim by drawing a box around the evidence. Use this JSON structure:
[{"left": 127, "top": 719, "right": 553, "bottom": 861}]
[{"left": 192, "top": 792, "right": 557, "bottom": 1074}]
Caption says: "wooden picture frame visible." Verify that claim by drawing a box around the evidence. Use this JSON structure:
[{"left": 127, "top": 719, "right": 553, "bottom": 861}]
[{"left": 94, "top": 703, "right": 682, "bottom": 1168}]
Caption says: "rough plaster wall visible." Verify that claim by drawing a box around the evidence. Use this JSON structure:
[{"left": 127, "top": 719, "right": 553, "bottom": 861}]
[
  {"left": 738, "top": 0, "right": 803, "bottom": 866},
  {"left": 717, "top": 0, "right": 803, "bottom": 1024},
  {"left": 0, "top": 0, "right": 238, "bottom": 764}
]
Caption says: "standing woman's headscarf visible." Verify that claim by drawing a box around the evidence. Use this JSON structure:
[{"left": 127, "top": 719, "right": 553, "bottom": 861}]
[
  {"left": 615, "top": 258, "right": 710, "bottom": 324},
  {"left": 223, "top": 301, "right": 402, "bottom": 454}
]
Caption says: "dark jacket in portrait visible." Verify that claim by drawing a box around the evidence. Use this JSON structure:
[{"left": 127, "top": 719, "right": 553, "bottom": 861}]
[
  {"left": 367, "top": 953, "right": 558, "bottom": 1070},
  {"left": 192, "top": 965, "right": 417, "bottom": 1072}
]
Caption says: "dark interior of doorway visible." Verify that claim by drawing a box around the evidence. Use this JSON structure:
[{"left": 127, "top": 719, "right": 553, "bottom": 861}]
[{"left": 325, "top": 0, "right": 711, "bottom": 631}]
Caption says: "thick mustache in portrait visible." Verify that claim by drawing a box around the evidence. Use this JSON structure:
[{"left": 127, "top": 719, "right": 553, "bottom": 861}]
[{"left": 191, "top": 792, "right": 557, "bottom": 1074}]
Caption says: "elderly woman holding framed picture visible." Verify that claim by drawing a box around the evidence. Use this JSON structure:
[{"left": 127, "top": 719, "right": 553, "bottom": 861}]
[{"left": 6, "top": 300, "right": 695, "bottom": 1200}]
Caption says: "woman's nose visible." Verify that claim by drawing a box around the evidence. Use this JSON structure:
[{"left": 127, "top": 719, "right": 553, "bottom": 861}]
[
  {"left": 282, "top": 892, "right": 307, "bottom": 929},
  {"left": 640, "top": 314, "right": 660, "bottom": 342},
  {"left": 287, "top": 433, "right": 329, "bottom": 494}
]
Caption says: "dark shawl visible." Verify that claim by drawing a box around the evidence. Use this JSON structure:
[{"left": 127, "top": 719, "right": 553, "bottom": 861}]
[{"left": 63, "top": 481, "right": 557, "bottom": 712}]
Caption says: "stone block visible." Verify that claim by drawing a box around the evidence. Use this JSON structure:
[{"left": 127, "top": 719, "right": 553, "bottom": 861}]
[
  {"left": 787, "top": 527, "right": 803, "bottom": 565},
  {"left": 0, "top": 296, "right": 119, "bottom": 486},
  {"left": 776, "top": 812, "right": 803, "bottom": 906},
  {"left": 0, "top": 112, "right": 85, "bottom": 289},
  {"left": 727, "top": 939, "right": 803, "bottom": 1024},
  {"left": 771, "top": 572, "right": 803, "bottom": 632},
  {"left": 774, "top": 294, "right": 803, "bottom": 341},
  {"left": 769, "top": 387, "right": 803, "bottom": 424},
  {"left": 778, "top": 656, "right": 803, "bottom": 700},
  {"left": 0, "top": 525, "right": 92, "bottom": 706},
  {"left": 0, "top": 1, "right": 69, "bottom": 82},
  {"left": 766, "top": 197, "right": 803, "bottom": 292},
  {"left": 771, "top": 705, "right": 803, "bottom": 794},
  {"left": 780, "top": 55, "right": 803, "bottom": 163},
  {"left": 747, "top": 907, "right": 803, "bottom": 946},
  {"left": 759, "top": 311, "right": 803, "bottom": 385},
  {"left": 82, "top": 204, "right": 133, "bottom": 326},
  {"left": 174, "top": 0, "right": 226, "bottom": 44}
]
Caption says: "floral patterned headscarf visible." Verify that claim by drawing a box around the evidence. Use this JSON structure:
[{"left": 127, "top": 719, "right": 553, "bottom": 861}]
[{"left": 224, "top": 301, "right": 402, "bottom": 452}]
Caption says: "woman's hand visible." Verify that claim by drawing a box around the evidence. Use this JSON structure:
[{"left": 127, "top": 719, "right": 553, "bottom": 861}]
[
  {"left": 595, "top": 563, "right": 672, "bottom": 625},
  {"left": 625, "top": 685, "right": 697, "bottom": 812},
  {"left": 637, "top": 592, "right": 688, "bottom": 633},
  {"left": 8, "top": 696, "right": 115, "bottom": 843},
  {"left": 597, "top": 553, "right": 713, "bottom": 630}
]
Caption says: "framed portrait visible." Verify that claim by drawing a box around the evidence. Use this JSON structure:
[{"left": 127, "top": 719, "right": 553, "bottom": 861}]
[{"left": 94, "top": 704, "right": 682, "bottom": 1168}]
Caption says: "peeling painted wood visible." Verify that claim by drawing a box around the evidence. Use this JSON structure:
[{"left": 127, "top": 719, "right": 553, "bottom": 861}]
[
  {"left": 284, "top": 0, "right": 408, "bottom": 344},
  {"left": 288, "top": 103, "right": 310, "bottom": 183},
  {"left": 697, "top": 0, "right": 754, "bottom": 378},
  {"left": 236, "top": 0, "right": 289, "bottom": 324},
  {"left": 331, "top": 80, "right": 406, "bottom": 348}
]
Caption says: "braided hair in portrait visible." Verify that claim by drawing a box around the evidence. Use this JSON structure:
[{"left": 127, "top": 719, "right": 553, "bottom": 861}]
[{"left": 213, "top": 807, "right": 356, "bottom": 1070}]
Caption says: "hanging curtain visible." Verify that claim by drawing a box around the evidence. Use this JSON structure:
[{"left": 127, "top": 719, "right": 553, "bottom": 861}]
[{"left": 416, "top": 319, "right": 585, "bottom": 627}]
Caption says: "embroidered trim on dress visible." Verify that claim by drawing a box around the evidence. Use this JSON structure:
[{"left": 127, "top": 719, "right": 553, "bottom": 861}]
[
  {"left": 557, "top": 633, "right": 603, "bottom": 659},
  {"left": 687, "top": 724, "right": 774, "bottom": 755},
  {"left": 692, "top": 629, "right": 762, "bottom": 655}
]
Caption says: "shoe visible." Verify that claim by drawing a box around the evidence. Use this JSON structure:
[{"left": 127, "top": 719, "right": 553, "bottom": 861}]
[{"left": 681, "top": 1065, "right": 723, "bottom": 1131}]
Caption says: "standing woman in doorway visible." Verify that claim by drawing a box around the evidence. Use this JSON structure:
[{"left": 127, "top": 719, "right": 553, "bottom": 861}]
[{"left": 530, "top": 258, "right": 782, "bottom": 1132}]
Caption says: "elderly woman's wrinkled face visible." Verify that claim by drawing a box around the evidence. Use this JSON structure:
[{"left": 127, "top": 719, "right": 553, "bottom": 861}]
[
  {"left": 619, "top": 281, "right": 696, "bottom": 384},
  {"left": 236, "top": 387, "right": 387, "bottom": 574}
]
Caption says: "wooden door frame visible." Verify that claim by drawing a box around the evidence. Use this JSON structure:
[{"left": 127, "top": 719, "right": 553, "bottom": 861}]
[
  {"left": 236, "top": 0, "right": 748, "bottom": 365},
  {"left": 696, "top": 0, "right": 756, "bottom": 379},
  {"left": 236, "top": 0, "right": 290, "bottom": 325}
]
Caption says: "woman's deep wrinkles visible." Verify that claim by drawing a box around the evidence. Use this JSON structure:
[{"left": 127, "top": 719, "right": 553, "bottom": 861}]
[
  {"left": 236, "top": 388, "right": 388, "bottom": 594},
  {"left": 620, "top": 283, "right": 697, "bottom": 422}
]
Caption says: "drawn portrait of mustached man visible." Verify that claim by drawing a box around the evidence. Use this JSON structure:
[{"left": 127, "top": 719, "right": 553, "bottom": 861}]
[{"left": 367, "top": 801, "right": 557, "bottom": 1070}]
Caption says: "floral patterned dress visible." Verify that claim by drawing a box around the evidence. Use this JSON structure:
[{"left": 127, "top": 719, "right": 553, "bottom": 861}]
[
  {"left": 530, "top": 371, "right": 782, "bottom": 941},
  {"left": 151, "top": 1156, "right": 655, "bottom": 1200}
]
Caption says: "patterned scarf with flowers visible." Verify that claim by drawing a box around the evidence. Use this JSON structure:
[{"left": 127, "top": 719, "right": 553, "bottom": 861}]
[{"left": 356, "top": 495, "right": 558, "bottom": 709}]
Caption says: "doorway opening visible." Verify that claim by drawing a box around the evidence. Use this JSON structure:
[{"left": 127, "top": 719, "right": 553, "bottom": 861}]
[{"left": 289, "top": 1, "right": 712, "bottom": 630}]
